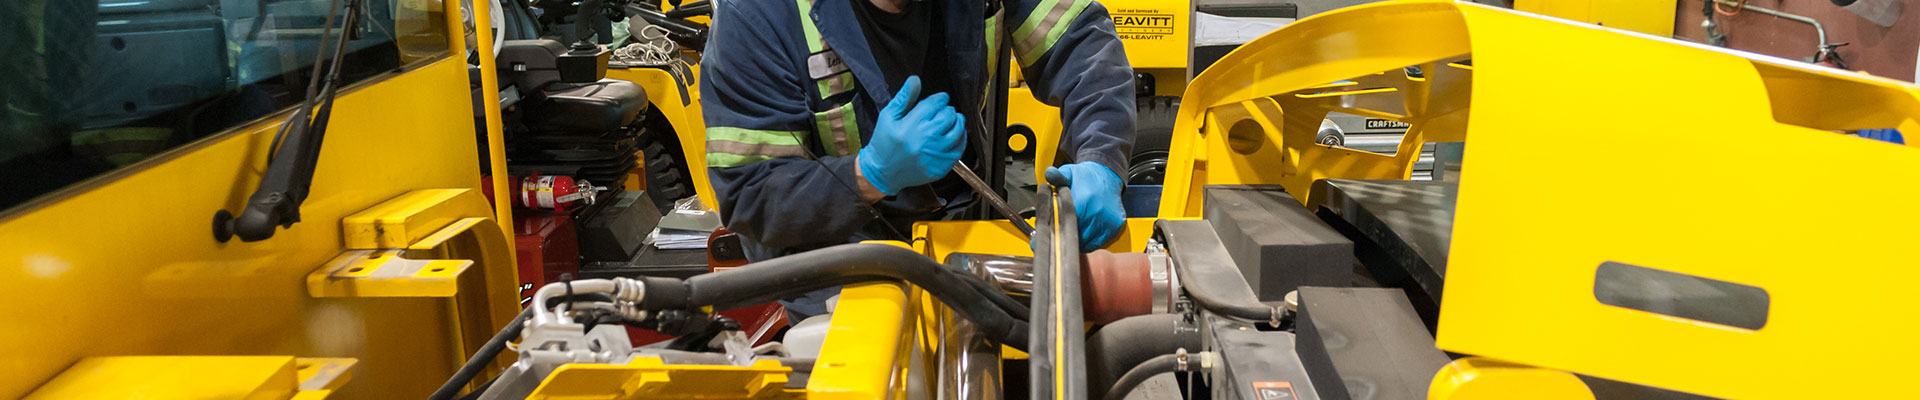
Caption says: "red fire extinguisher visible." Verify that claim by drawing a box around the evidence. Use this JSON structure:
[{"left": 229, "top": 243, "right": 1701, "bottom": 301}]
[{"left": 516, "top": 173, "right": 605, "bottom": 212}]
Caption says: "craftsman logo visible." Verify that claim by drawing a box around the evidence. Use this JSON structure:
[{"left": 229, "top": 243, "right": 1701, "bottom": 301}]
[
  {"left": 1252, "top": 381, "right": 1297, "bottom": 400},
  {"left": 1364, "top": 118, "right": 1410, "bottom": 129},
  {"left": 1111, "top": 10, "right": 1175, "bottom": 40}
]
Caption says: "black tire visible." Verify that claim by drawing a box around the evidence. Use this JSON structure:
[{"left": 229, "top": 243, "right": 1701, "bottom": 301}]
[
  {"left": 1127, "top": 96, "right": 1178, "bottom": 185},
  {"left": 638, "top": 112, "right": 694, "bottom": 213}
]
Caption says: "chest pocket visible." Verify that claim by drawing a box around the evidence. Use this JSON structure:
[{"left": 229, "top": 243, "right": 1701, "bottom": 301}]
[{"left": 796, "top": 0, "right": 862, "bottom": 157}]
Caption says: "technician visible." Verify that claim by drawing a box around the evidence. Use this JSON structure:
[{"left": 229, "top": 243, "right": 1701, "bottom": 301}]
[{"left": 701, "top": 0, "right": 1136, "bottom": 316}]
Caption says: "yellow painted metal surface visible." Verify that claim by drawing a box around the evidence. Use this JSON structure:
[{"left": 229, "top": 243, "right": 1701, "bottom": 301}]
[
  {"left": 1426, "top": 358, "right": 1592, "bottom": 400},
  {"left": 306, "top": 250, "right": 474, "bottom": 297},
  {"left": 1156, "top": 0, "right": 1476, "bottom": 217},
  {"left": 342, "top": 189, "right": 494, "bottom": 249},
  {"left": 606, "top": 66, "right": 717, "bottom": 211},
  {"left": 1514, "top": 0, "right": 1676, "bottom": 36},
  {"left": 0, "top": 1, "right": 524, "bottom": 397},
  {"left": 474, "top": 0, "right": 518, "bottom": 241},
  {"left": 26, "top": 356, "right": 303, "bottom": 400},
  {"left": 528, "top": 357, "right": 800, "bottom": 399},
  {"left": 806, "top": 282, "right": 915, "bottom": 399},
  {"left": 1159, "top": 1, "right": 1920, "bottom": 397},
  {"left": 294, "top": 358, "right": 358, "bottom": 392}
]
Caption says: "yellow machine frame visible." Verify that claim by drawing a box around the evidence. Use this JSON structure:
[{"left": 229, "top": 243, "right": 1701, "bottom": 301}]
[
  {"left": 605, "top": 66, "right": 721, "bottom": 211},
  {"left": 1152, "top": 1, "right": 1920, "bottom": 398},
  {"left": 1, "top": 1, "right": 525, "bottom": 397}
]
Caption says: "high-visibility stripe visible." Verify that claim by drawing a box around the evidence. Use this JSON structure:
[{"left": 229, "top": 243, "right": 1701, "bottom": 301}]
[
  {"left": 1012, "top": 0, "right": 1091, "bottom": 67},
  {"left": 789, "top": 0, "right": 864, "bottom": 156},
  {"left": 818, "top": 71, "right": 856, "bottom": 98},
  {"left": 796, "top": 0, "right": 825, "bottom": 53},
  {"left": 813, "top": 102, "right": 862, "bottom": 156},
  {"left": 706, "top": 126, "right": 810, "bottom": 167}
]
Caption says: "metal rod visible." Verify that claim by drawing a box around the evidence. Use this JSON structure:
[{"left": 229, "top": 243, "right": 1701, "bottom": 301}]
[
  {"left": 1713, "top": 0, "right": 1827, "bottom": 49},
  {"left": 953, "top": 161, "right": 1036, "bottom": 237}
]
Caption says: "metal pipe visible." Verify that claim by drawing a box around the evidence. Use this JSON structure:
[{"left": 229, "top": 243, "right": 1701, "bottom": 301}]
[{"left": 1713, "top": 0, "right": 1827, "bottom": 49}]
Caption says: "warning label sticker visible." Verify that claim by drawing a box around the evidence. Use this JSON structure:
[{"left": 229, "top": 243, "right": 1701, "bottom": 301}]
[
  {"left": 1252, "top": 381, "right": 1298, "bottom": 400},
  {"left": 1111, "top": 9, "right": 1176, "bottom": 40}
]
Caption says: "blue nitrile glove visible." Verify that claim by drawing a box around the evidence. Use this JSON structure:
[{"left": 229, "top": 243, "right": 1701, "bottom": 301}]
[
  {"left": 1045, "top": 162, "right": 1124, "bottom": 252},
  {"left": 858, "top": 76, "right": 967, "bottom": 195}
]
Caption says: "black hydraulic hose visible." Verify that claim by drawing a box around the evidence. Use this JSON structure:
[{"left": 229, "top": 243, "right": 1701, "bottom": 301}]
[
  {"left": 429, "top": 307, "right": 533, "bottom": 400},
  {"left": 1103, "top": 353, "right": 1183, "bottom": 400},
  {"left": 1170, "top": 258, "right": 1275, "bottom": 324},
  {"left": 654, "top": 244, "right": 1030, "bottom": 349},
  {"left": 1087, "top": 315, "right": 1202, "bottom": 399}
]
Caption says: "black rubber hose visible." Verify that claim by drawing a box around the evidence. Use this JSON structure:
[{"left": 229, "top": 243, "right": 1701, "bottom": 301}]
[
  {"left": 653, "top": 244, "right": 1030, "bottom": 349},
  {"left": 428, "top": 307, "right": 532, "bottom": 400},
  {"left": 1172, "top": 257, "right": 1276, "bottom": 322},
  {"left": 1087, "top": 315, "right": 1202, "bottom": 399},
  {"left": 1103, "top": 353, "right": 1183, "bottom": 400}
]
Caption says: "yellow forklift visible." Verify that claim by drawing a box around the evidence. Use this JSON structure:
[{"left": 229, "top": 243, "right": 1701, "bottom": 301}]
[{"left": 4, "top": 0, "right": 1919, "bottom": 399}]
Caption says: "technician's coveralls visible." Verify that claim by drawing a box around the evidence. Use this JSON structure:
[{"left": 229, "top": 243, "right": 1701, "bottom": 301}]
[{"left": 701, "top": 0, "right": 1136, "bottom": 299}]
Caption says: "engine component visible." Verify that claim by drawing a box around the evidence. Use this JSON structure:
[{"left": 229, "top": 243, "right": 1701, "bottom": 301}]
[
  {"left": 1155, "top": 219, "right": 1283, "bottom": 324},
  {"left": 947, "top": 249, "right": 1169, "bottom": 326},
  {"left": 1294, "top": 287, "right": 1449, "bottom": 400},
  {"left": 1081, "top": 250, "right": 1152, "bottom": 325},
  {"left": 1203, "top": 185, "right": 1364, "bottom": 301}
]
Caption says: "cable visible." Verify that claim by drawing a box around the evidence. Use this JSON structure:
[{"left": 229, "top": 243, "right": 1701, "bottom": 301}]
[
  {"left": 428, "top": 307, "right": 533, "bottom": 400},
  {"left": 1103, "top": 352, "right": 1186, "bottom": 400}
]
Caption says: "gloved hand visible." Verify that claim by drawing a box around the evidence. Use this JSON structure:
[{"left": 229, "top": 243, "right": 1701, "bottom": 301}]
[
  {"left": 1045, "top": 162, "right": 1124, "bottom": 252},
  {"left": 858, "top": 76, "right": 967, "bottom": 196}
]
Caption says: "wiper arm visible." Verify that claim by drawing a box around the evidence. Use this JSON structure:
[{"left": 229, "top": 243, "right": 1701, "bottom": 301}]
[{"left": 214, "top": 0, "right": 362, "bottom": 243}]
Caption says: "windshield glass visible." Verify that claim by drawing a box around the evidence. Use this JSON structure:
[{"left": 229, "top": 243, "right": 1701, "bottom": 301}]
[{"left": 0, "top": 0, "right": 450, "bottom": 212}]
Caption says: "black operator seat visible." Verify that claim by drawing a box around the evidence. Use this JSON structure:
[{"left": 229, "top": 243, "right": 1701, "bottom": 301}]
[{"left": 498, "top": 39, "right": 649, "bottom": 133}]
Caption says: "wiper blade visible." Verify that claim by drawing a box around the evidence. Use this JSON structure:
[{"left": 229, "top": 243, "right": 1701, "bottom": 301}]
[{"left": 214, "top": 0, "right": 362, "bottom": 243}]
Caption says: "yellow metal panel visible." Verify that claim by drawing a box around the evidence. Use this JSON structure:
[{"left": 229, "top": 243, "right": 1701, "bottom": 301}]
[
  {"left": 1152, "top": 1, "right": 1920, "bottom": 397},
  {"left": 528, "top": 357, "right": 799, "bottom": 399},
  {"left": 806, "top": 282, "right": 912, "bottom": 399},
  {"left": 605, "top": 67, "right": 718, "bottom": 211},
  {"left": 27, "top": 356, "right": 300, "bottom": 400},
  {"left": 295, "top": 358, "right": 358, "bottom": 392},
  {"left": 1437, "top": 3, "right": 1920, "bottom": 398},
  {"left": 1426, "top": 358, "right": 1592, "bottom": 400},
  {"left": 1156, "top": 0, "right": 1475, "bottom": 217},
  {"left": 0, "top": 2, "right": 521, "bottom": 396},
  {"left": 1514, "top": 0, "right": 1676, "bottom": 36},
  {"left": 1101, "top": 0, "right": 1192, "bottom": 70},
  {"left": 341, "top": 189, "right": 492, "bottom": 249},
  {"left": 306, "top": 250, "right": 473, "bottom": 297}
]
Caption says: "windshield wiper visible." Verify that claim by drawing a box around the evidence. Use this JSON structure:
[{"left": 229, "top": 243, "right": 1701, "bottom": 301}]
[{"left": 214, "top": 0, "right": 362, "bottom": 242}]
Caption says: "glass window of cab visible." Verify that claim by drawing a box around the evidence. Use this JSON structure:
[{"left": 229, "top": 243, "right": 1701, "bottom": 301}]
[{"left": 0, "top": 0, "right": 452, "bottom": 212}]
